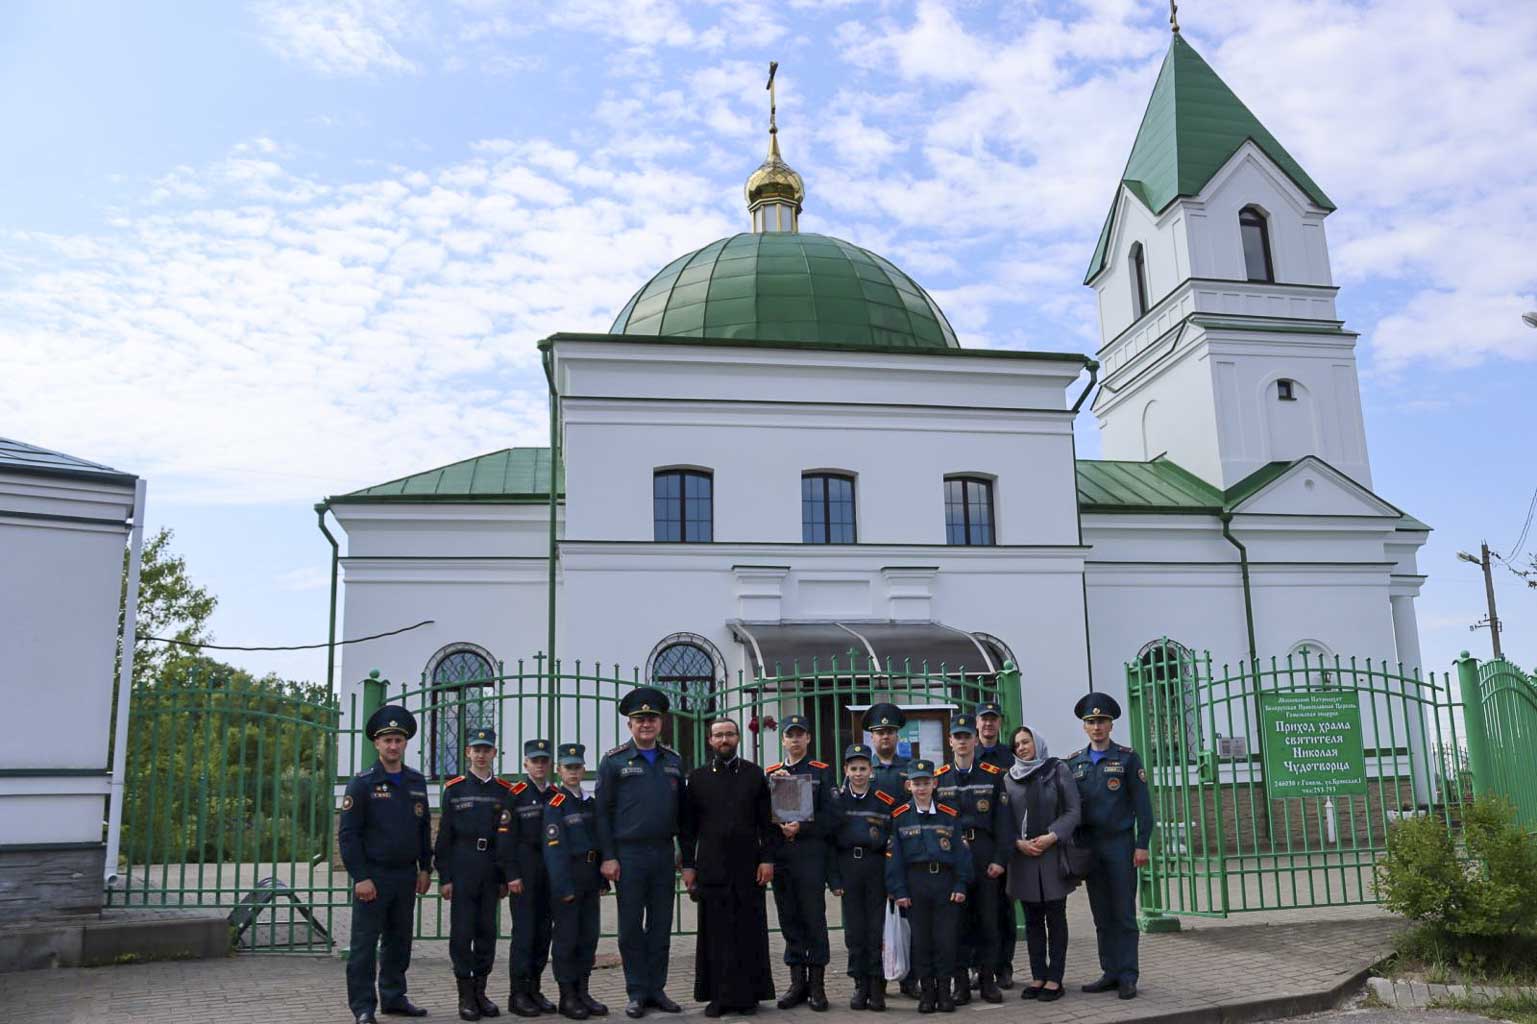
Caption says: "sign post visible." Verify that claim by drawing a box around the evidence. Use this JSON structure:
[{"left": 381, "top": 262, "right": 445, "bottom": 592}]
[{"left": 1258, "top": 691, "right": 1368, "bottom": 798}]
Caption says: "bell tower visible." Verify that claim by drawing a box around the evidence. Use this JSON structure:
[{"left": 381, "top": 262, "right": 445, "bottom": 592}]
[{"left": 1085, "top": 26, "right": 1372, "bottom": 491}]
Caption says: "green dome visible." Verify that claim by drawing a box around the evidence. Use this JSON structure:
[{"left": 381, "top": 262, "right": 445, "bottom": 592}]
[{"left": 609, "top": 232, "right": 959, "bottom": 349}]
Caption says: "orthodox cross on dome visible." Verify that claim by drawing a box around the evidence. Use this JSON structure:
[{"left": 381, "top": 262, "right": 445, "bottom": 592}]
[
  {"left": 1170, "top": 0, "right": 1181, "bottom": 35},
  {"left": 744, "top": 59, "right": 804, "bottom": 234}
]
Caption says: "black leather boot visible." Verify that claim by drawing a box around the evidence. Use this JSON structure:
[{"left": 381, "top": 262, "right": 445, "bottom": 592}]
[
  {"left": 978, "top": 970, "right": 1003, "bottom": 1004},
  {"left": 476, "top": 976, "right": 502, "bottom": 1018},
  {"left": 849, "top": 977, "right": 868, "bottom": 1011},
  {"left": 808, "top": 966, "right": 829, "bottom": 1012},
  {"left": 777, "top": 965, "right": 809, "bottom": 1010},
  {"left": 530, "top": 973, "right": 558, "bottom": 1014},
  {"left": 866, "top": 978, "right": 886, "bottom": 1012},
  {"left": 509, "top": 978, "right": 540, "bottom": 1019},
  {"left": 899, "top": 976, "right": 921, "bottom": 1000},
  {"left": 917, "top": 979, "right": 936, "bottom": 1015},
  {"left": 936, "top": 976, "right": 956, "bottom": 1014},
  {"left": 578, "top": 976, "right": 608, "bottom": 1016},
  {"left": 559, "top": 982, "right": 590, "bottom": 1021},
  {"left": 460, "top": 978, "right": 484, "bottom": 1022},
  {"left": 951, "top": 970, "right": 970, "bottom": 1006}
]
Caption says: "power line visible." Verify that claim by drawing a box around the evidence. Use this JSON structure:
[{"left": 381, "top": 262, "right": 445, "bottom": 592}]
[
  {"left": 1504, "top": 484, "right": 1537, "bottom": 563},
  {"left": 139, "top": 620, "right": 434, "bottom": 652}
]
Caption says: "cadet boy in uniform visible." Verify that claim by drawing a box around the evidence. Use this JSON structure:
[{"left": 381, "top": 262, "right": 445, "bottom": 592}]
[
  {"left": 499, "top": 739, "right": 558, "bottom": 1017},
  {"left": 1065, "top": 693, "right": 1154, "bottom": 1000},
  {"left": 884, "top": 760, "right": 972, "bottom": 1014},
  {"left": 934, "top": 714, "right": 1010, "bottom": 1005},
  {"left": 765, "top": 713, "right": 835, "bottom": 1012},
  {"left": 863, "top": 702, "right": 914, "bottom": 998},
  {"left": 437, "top": 727, "right": 517, "bottom": 1021},
  {"left": 339, "top": 706, "right": 433, "bottom": 1024},
  {"left": 594, "top": 687, "right": 686, "bottom": 1019},
  {"left": 543, "top": 744, "right": 610, "bottom": 1021},
  {"left": 973, "top": 701, "right": 1016, "bottom": 991},
  {"left": 827, "top": 744, "right": 890, "bottom": 1012}
]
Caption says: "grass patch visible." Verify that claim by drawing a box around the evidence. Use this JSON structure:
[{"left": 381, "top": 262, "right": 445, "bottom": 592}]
[
  {"left": 1435, "top": 992, "right": 1537, "bottom": 1024},
  {"left": 1384, "top": 924, "right": 1537, "bottom": 986}
]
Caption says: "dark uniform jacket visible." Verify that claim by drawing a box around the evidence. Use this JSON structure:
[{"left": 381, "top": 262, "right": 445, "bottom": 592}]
[
  {"left": 496, "top": 777, "right": 557, "bottom": 883},
  {"left": 826, "top": 785, "right": 893, "bottom": 891},
  {"left": 594, "top": 740, "right": 684, "bottom": 860},
  {"left": 1064, "top": 744, "right": 1155, "bottom": 848},
  {"left": 976, "top": 743, "right": 1013, "bottom": 773},
  {"left": 433, "top": 771, "right": 516, "bottom": 884},
  {"left": 934, "top": 760, "right": 1011, "bottom": 862},
  {"left": 884, "top": 802, "right": 973, "bottom": 899},
  {"left": 339, "top": 761, "right": 432, "bottom": 880},
  {"left": 871, "top": 754, "right": 911, "bottom": 807},
  {"left": 764, "top": 756, "right": 837, "bottom": 850},
  {"left": 542, "top": 785, "right": 607, "bottom": 900}
]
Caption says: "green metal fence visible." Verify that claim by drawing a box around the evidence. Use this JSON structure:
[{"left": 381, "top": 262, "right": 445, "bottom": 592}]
[
  {"left": 1457, "top": 652, "right": 1537, "bottom": 834},
  {"left": 1126, "top": 644, "right": 1468, "bottom": 927},
  {"left": 109, "top": 652, "right": 1011, "bottom": 952}
]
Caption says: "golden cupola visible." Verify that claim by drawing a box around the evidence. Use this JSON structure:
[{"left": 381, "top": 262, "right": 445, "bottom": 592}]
[{"left": 745, "top": 61, "right": 804, "bottom": 233}]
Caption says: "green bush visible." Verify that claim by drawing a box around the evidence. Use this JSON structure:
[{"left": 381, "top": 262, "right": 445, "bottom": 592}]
[{"left": 1377, "top": 796, "right": 1537, "bottom": 975}]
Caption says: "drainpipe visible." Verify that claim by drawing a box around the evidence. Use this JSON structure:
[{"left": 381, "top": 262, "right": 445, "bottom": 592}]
[
  {"left": 315, "top": 502, "right": 341, "bottom": 697},
  {"left": 1220, "top": 513, "right": 1259, "bottom": 663},
  {"left": 1070, "top": 358, "right": 1100, "bottom": 414},
  {"left": 540, "top": 340, "right": 561, "bottom": 742},
  {"left": 1068, "top": 359, "right": 1099, "bottom": 688},
  {"left": 105, "top": 476, "right": 148, "bottom": 888}
]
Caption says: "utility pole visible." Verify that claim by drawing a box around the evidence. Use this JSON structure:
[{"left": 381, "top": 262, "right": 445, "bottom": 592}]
[{"left": 1458, "top": 542, "right": 1503, "bottom": 659}]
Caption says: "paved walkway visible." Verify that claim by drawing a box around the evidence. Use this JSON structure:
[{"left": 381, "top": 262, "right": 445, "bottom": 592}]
[{"left": 2, "top": 900, "right": 1400, "bottom": 1024}]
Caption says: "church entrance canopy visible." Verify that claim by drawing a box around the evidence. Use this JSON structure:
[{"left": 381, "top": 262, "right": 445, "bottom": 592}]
[{"left": 729, "top": 620, "right": 1001, "bottom": 678}]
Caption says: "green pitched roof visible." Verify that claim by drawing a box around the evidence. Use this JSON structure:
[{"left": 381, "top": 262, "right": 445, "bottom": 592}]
[
  {"left": 1075, "top": 458, "right": 1222, "bottom": 512},
  {"left": 1085, "top": 34, "right": 1335, "bottom": 284},
  {"left": 333, "top": 448, "right": 560, "bottom": 503},
  {"left": 609, "top": 232, "right": 959, "bottom": 350}
]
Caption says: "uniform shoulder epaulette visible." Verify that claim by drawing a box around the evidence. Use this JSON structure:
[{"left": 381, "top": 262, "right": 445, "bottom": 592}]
[
  {"left": 1117, "top": 743, "right": 1134, "bottom": 753},
  {"left": 979, "top": 761, "right": 1002, "bottom": 775},
  {"left": 766, "top": 762, "right": 783, "bottom": 773},
  {"left": 934, "top": 764, "right": 951, "bottom": 776},
  {"left": 444, "top": 775, "right": 466, "bottom": 787},
  {"left": 605, "top": 741, "right": 632, "bottom": 758},
  {"left": 1066, "top": 748, "right": 1084, "bottom": 760},
  {"left": 938, "top": 803, "right": 959, "bottom": 817},
  {"left": 495, "top": 777, "right": 516, "bottom": 790},
  {"left": 659, "top": 743, "right": 679, "bottom": 756},
  {"left": 510, "top": 780, "right": 528, "bottom": 794},
  {"left": 810, "top": 760, "right": 829, "bottom": 770},
  {"left": 550, "top": 792, "right": 566, "bottom": 807},
  {"left": 875, "top": 790, "right": 896, "bottom": 806},
  {"left": 891, "top": 803, "right": 911, "bottom": 817}
]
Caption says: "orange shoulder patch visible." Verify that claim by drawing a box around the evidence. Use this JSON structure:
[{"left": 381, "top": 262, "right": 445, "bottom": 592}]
[
  {"left": 809, "top": 760, "right": 829, "bottom": 770},
  {"left": 875, "top": 790, "right": 896, "bottom": 806},
  {"left": 979, "top": 761, "right": 1002, "bottom": 774},
  {"left": 934, "top": 764, "right": 951, "bottom": 776},
  {"left": 550, "top": 792, "right": 566, "bottom": 807},
  {"left": 444, "top": 775, "right": 465, "bottom": 787},
  {"left": 510, "top": 780, "right": 528, "bottom": 795},
  {"left": 765, "top": 763, "right": 782, "bottom": 773},
  {"left": 892, "top": 803, "right": 911, "bottom": 818},
  {"left": 495, "top": 777, "right": 516, "bottom": 790},
  {"left": 938, "top": 803, "right": 960, "bottom": 817}
]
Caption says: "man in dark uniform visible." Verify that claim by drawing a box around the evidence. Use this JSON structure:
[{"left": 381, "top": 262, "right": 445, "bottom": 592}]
[
  {"left": 437, "top": 727, "right": 516, "bottom": 1020},
  {"left": 595, "top": 687, "right": 686, "bottom": 1019},
  {"left": 765, "top": 714, "right": 835, "bottom": 1012},
  {"left": 884, "top": 760, "right": 972, "bottom": 1014},
  {"left": 863, "top": 702, "right": 913, "bottom": 998},
  {"left": 972, "top": 701, "right": 1016, "bottom": 990},
  {"left": 500, "top": 739, "right": 558, "bottom": 1017},
  {"left": 934, "top": 714, "right": 1010, "bottom": 1005},
  {"left": 339, "top": 705, "right": 433, "bottom": 1024},
  {"left": 1065, "top": 693, "right": 1154, "bottom": 1000},
  {"left": 543, "top": 744, "right": 609, "bottom": 1021},
  {"left": 827, "top": 744, "right": 890, "bottom": 1012}
]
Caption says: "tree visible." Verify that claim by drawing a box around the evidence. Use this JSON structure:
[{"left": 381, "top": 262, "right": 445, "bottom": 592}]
[{"left": 119, "top": 526, "right": 217, "bottom": 687}]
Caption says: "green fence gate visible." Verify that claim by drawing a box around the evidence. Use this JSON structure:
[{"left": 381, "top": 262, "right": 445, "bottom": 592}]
[
  {"left": 1457, "top": 652, "right": 1537, "bottom": 834},
  {"left": 109, "top": 652, "right": 1012, "bottom": 952},
  {"left": 1126, "top": 644, "right": 1469, "bottom": 927}
]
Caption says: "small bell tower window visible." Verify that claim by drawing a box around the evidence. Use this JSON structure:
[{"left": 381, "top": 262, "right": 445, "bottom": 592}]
[
  {"left": 1240, "top": 206, "right": 1275, "bottom": 283},
  {"left": 1130, "top": 242, "right": 1150, "bottom": 319},
  {"left": 1276, "top": 378, "right": 1296, "bottom": 401}
]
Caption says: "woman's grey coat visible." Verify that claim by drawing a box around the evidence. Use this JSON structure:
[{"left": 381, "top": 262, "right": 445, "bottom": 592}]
[{"left": 1002, "top": 760, "right": 1083, "bottom": 904}]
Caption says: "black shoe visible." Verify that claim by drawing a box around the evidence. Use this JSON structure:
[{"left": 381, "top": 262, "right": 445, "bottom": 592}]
[
  {"left": 357, "top": 1015, "right": 380, "bottom": 1024},
  {"left": 1081, "top": 976, "right": 1118, "bottom": 993},
  {"left": 936, "top": 978, "right": 956, "bottom": 1014},
  {"left": 648, "top": 994, "right": 681, "bottom": 1014},
  {"left": 475, "top": 977, "right": 501, "bottom": 1018},
  {"left": 899, "top": 978, "right": 921, "bottom": 1000},
  {"left": 529, "top": 979, "right": 557, "bottom": 1016},
  {"left": 1040, "top": 985, "right": 1063, "bottom": 1003},
  {"left": 866, "top": 978, "right": 886, "bottom": 1013},
  {"left": 623, "top": 1001, "right": 645, "bottom": 1020},
  {"left": 808, "top": 966, "right": 829, "bottom": 1013},
  {"left": 459, "top": 978, "right": 484, "bottom": 1022},
  {"left": 384, "top": 1001, "right": 430, "bottom": 1018},
  {"left": 996, "top": 966, "right": 1014, "bottom": 991},
  {"left": 978, "top": 971, "right": 1002, "bottom": 1005},
  {"left": 951, "top": 971, "right": 970, "bottom": 1007},
  {"left": 704, "top": 1004, "right": 723, "bottom": 1019},
  {"left": 778, "top": 965, "right": 809, "bottom": 1010},
  {"left": 850, "top": 977, "right": 869, "bottom": 1011},
  {"left": 1020, "top": 983, "right": 1042, "bottom": 1000},
  {"left": 969, "top": 969, "right": 980, "bottom": 992},
  {"left": 917, "top": 979, "right": 937, "bottom": 1015},
  {"left": 1118, "top": 979, "right": 1138, "bottom": 1000},
  {"left": 509, "top": 987, "right": 540, "bottom": 1021},
  {"left": 577, "top": 977, "right": 608, "bottom": 1017},
  {"left": 558, "top": 982, "right": 590, "bottom": 1021}
]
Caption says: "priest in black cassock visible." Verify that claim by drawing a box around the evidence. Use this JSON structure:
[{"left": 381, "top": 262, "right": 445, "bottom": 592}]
[{"left": 679, "top": 717, "right": 778, "bottom": 1017}]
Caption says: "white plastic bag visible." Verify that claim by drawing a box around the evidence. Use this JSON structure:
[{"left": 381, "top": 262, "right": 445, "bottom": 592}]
[{"left": 882, "top": 899, "right": 910, "bottom": 981}]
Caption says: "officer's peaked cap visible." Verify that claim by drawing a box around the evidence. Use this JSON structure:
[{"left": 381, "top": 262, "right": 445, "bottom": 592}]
[
  {"left": 1074, "top": 692, "right": 1122, "bottom": 721},
  {"left": 524, "top": 739, "right": 552, "bottom": 759},
  {"left": 844, "top": 743, "right": 874, "bottom": 762},
  {"left": 367, "top": 704, "right": 418, "bottom": 741},
  {"left": 557, "top": 743, "right": 587, "bottom": 767},
  {"left": 905, "top": 759, "right": 936, "bottom": 779},
  {"left": 975, "top": 701, "right": 1004, "bottom": 718},
  {"left": 864, "top": 702, "right": 905, "bottom": 730},
  {"left": 467, "top": 727, "right": 496, "bottom": 748},
  {"left": 949, "top": 713, "right": 977, "bottom": 736},
  {"left": 781, "top": 713, "right": 811, "bottom": 734},
  {"left": 620, "top": 687, "right": 670, "bottom": 717}
]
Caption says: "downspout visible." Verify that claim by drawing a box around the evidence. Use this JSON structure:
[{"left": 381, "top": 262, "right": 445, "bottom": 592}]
[
  {"left": 315, "top": 502, "right": 341, "bottom": 697},
  {"left": 104, "top": 476, "right": 148, "bottom": 888},
  {"left": 1069, "top": 359, "right": 1099, "bottom": 689},
  {"left": 541, "top": 339, "right": 560, "bottom": 743},
  {"left": 1220, "top": 513, "right": 1259, "bottom": 663}
]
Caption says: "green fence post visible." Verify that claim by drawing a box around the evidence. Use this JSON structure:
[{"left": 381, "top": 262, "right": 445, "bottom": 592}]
[
  {"left": 359, "top": 670, "right": 387, "bottom": 771},
  {"left": 997, "top": 660, "right": 1023, "bottom": 733},
  {"left": 1126, "top": 660, "right": 1180, "bottom": 933},
  {"left": 1455, "top": 652, "right": 1490, "bottom": 800}
]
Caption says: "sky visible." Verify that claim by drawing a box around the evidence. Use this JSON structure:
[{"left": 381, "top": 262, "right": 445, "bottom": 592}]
[{"left": 2, "top": 0, "right": 1535, "bottom": 689}]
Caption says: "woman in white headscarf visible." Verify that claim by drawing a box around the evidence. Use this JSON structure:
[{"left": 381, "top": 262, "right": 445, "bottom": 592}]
[{"left": 1001, "top": 725, "right": 1081, "bottom": 1001}]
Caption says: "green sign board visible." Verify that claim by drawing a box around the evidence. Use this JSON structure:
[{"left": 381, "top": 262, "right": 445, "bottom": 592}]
[{"left": 1258, "top": 691, "right": 1368, "bottom": 798}]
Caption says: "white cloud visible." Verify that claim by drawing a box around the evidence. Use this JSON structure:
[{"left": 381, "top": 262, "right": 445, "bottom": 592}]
[{"left": 253, "top": 0, "right": 423, "bottom": 76}]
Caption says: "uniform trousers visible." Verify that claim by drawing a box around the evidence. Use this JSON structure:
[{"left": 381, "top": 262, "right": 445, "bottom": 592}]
[
  {"left": 956, "top": 833, "right": 1001, "bottom": 972},
  {"left": 996, "top": 899, "right": 1019, "bottom": 975},
  {"left": 615, "top": 839, "right": 676, "bottom": 1000},
  {"left": 1084, "top": 831, "right": 1139, "bottom": 981},
  {"left": 448, "top": 851, "right": 502, "bottom": 979},
  {"left": 905, "top": 866, "right": 961, "bottom": 983},
  {"left": 346, "top": 867, "right": 418, "bottom": 1015},
  {"left": 1022, "top": 899, "right": 1068, "bottom": 984},
  {"left": 508, "top": 847, "right": 553, "bottom": 986},
  {"left": 773, "top": 839, "right": 830, "bottom": 966},
  {"left": 552, "top": 882, "right": 602, "bottom": 983},
  {"left": 835, "top": 847, "right": 885, "bottom": 979}
]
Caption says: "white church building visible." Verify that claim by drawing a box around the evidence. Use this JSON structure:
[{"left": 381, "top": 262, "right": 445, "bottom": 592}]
[{"left": 322, "top": 34, "right": 1429, "bottom": 764}]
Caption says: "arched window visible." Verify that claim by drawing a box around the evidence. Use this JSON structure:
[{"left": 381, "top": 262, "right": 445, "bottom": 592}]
[
  {"left": 1287, "top": 640, "right": 1336, "bottom": 688},
  {"left": 646, "top": 633, "right": 724, "bottom": 767},
  {"left": 1239, "top": 206, "right": 1274, "bottom": 283},
  {"left": 426, "top": 644, "right": 498, "bottom": 779},
  {"left": 945, "top": 476, "right": 995, "bottom": 546},
  {"left": 654, "top": 469, "right": 712, "bottom": 542},
  {"left": 1136, "top": 639, "right": 1201, "bottom": 761},
  {"left": 971, "top": 632, "right": 1017, "bottom": 675},
  {"left": 802, "top": 472, "right": 857, "bottom": 543},
  {"left": 1130, "top": 242, "right": 1150, "bottom": 319}
]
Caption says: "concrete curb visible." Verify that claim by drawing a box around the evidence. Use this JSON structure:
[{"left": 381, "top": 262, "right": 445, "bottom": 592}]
[
  {"left": 1087, "top": 967, "right": 1376, "bottom": 1024},
  {"left": 1368, "top": 976, "right": 1537, "bottom": 1009}
]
